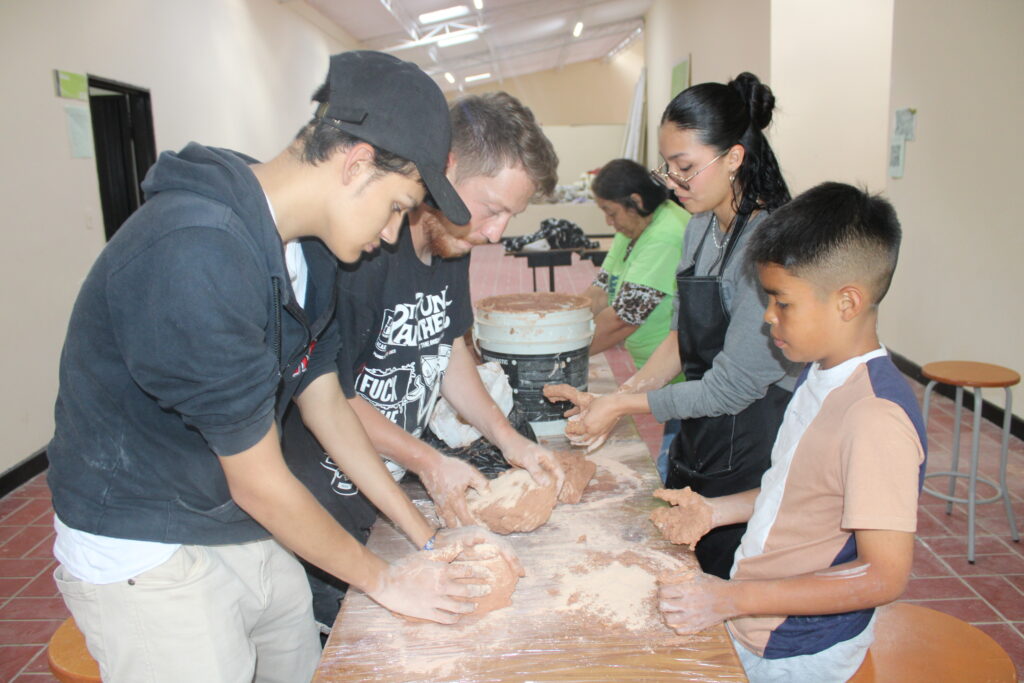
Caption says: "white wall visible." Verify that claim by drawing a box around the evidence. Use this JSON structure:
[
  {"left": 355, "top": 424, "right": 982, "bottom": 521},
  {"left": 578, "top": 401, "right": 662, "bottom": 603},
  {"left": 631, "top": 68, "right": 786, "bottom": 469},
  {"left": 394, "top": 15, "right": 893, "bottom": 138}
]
[
  {"left": 770, "top": 0, "right": 893, "bottom": 194},
  {"left": 644, "top": 0, "right": 771, "bottom": 166},
  {"left": 0, "top": 0, "right": 357, "bottom": 474},
  {"left": 883, "top": 0, "right": 1024, "bottom": 412}
]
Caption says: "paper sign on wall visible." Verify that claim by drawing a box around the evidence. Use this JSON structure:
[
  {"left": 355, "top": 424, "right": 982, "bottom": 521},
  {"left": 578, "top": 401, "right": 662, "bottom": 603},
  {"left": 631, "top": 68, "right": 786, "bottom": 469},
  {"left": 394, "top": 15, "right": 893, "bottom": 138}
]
[
  {"left": 671, "top": 58, "right": 690, "bottom": 98},
  {"left": 55, "top": 70, "right": 88, "bottom": 101},
  {"left": 889, "top": 107, "right": 916, "bottom": 179},
  {"left": 895, "top": 108, "right": 916, "bottom": 141}
]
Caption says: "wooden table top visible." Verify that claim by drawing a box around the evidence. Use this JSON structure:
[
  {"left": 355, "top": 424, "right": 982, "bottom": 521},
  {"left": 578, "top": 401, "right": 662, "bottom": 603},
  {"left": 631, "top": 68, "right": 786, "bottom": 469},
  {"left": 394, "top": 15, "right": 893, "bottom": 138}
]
[{"left": 314, "top": 358, "right": 746, "bottom": 682}]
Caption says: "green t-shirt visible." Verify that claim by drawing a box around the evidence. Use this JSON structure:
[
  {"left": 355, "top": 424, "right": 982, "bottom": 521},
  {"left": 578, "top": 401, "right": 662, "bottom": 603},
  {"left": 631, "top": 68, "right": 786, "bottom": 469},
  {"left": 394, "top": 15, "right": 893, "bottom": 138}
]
[{"left": 600, "top": 201, "right": 689, "bottom": 373}]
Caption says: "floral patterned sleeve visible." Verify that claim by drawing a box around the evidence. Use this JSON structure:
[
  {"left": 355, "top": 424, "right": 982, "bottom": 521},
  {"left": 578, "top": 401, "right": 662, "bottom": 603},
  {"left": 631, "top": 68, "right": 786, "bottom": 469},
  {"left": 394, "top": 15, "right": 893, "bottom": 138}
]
[
  {"left": 611, "top": 282, "right": 666, "bottom": 327},
  {"left": 592, "top": 269, "right": 611, "bottom": 291}
]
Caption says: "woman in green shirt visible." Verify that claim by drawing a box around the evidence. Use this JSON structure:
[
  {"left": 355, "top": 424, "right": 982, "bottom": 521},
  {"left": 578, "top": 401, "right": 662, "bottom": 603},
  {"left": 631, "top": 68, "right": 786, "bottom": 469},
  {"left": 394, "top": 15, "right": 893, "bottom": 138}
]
[
  {"left": 587, "top": 158, "right": 689, "bottom": 371},
  {"left": 585, "top": 159, "right": 689, "bottom": 479}
]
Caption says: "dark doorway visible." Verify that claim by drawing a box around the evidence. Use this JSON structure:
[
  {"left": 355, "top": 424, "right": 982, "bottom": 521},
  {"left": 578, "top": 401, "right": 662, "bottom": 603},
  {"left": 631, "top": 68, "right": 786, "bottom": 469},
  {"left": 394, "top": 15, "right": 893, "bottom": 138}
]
[{"left": 88, "top": 77, "right": 157, "bottom": 241}]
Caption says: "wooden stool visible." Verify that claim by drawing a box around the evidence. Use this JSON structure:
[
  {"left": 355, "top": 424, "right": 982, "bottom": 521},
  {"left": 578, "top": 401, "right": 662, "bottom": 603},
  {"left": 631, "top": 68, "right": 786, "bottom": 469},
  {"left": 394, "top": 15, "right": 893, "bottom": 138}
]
[
  {"left": 849, "top": 602, "right": 1015, "bottom": 681},
  {"left": 47, "top": 617, "right": 101, "bottom": 683},
  {"left": 921, "top": 360, "right": 1020, "bottom": 562}
]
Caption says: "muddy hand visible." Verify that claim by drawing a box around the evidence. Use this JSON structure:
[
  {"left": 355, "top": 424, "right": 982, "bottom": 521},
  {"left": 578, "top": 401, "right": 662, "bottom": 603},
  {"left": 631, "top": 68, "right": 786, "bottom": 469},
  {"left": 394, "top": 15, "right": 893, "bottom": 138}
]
[
  {"left": 367, "top": 548, "right": 492, "bottom": 624},
  {"left": 657, "top": 569, "right": 735, "bottom": 635},
  {"left": 503, "top": 441, "right": 565, "bottom": 494},
  {"left": 435, "top": 526, "right": 525, "bottom": 577},
  {"left": 543, "top": 383, "right": 596, "bottom": 418},
  {"left": 650, "top": 487, "right": 713, "bottom": 549},
  {"left": 420, "top": 455, "right": 489, "bottom": 528}
]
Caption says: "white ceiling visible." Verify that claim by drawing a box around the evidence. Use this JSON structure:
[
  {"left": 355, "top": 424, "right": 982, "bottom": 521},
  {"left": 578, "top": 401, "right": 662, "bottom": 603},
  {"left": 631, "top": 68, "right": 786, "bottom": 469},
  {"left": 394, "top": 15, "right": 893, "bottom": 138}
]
[{"left": 304, "top": 0, "right": 651, "bottom": 92}]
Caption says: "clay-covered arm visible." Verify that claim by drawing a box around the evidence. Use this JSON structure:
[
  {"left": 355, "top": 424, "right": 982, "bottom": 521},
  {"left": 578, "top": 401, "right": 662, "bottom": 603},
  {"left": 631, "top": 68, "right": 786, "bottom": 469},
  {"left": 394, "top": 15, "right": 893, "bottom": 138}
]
[
  {"left": 441, "top": 338, "right": 565, "bottom": 491},
  {"left": 295, "top": 373, "right": 434, "bottom": 548},
  {"left": 347, "top": 394, "right": 488, "bottom": 527},
  {"left": 619, "top": 332, "right": 683, "bottom": 394},
  {"left": 219, "top": 422, "right": 490, "bottom": 622},
  {"left": 658, "top": 529, "right": 914, "bottom": 634}
]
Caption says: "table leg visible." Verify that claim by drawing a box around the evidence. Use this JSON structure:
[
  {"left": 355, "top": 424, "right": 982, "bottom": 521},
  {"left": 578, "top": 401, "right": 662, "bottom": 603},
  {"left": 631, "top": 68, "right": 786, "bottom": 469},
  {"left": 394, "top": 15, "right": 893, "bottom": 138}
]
[{"left": 548, "top": 265, "right": 555, "bottom": 291}]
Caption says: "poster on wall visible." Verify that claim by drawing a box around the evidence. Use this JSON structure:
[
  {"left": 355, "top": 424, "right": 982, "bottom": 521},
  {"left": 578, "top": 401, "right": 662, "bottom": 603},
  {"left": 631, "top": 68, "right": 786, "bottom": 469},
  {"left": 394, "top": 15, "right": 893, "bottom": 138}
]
[{"left": 671, "top": 57, "right": 690, "bottom": 98}]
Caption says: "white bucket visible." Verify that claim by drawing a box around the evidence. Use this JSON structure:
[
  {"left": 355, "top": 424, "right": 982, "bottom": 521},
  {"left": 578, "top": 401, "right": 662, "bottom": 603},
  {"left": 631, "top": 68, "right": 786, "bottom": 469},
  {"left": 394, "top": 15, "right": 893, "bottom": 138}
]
[
  {"left": 474, "top": 293, "right": 595, "bottom": 355},
  {"left": 473, "top": 293, "right": 594, "bottom": 426}
]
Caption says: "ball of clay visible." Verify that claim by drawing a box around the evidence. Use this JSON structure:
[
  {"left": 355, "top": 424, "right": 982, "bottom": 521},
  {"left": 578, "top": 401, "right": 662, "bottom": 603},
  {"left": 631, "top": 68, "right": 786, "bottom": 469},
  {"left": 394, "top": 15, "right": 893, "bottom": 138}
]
[
  {"left": 453, "top": 543, "right": 519, "bottom": 616},
  {"left": 554, "top": 451, "right": 596, "bottom": 504},
  {"left": 467, "top": 467, "right": 557, "bottom": 534}
]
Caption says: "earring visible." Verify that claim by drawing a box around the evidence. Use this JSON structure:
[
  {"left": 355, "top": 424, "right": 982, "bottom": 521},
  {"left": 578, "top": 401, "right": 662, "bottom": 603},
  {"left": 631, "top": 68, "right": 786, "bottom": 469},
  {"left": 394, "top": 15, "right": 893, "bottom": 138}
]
[{"left": 729, "top": 174, "right": 735, "bottom": 182}]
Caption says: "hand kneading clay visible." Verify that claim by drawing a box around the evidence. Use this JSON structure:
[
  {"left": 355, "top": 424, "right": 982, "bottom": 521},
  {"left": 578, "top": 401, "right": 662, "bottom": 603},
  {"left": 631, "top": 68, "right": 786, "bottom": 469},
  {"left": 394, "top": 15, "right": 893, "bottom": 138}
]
[
  {"left": 649, "top": 506, "right": 701, "bottom": 550},
  {"left": 453, "top": 543, "right": 519, "bottom": 616},
  {"left": 554, "top": 451, "right": 596, "bottom": 504},
  {"left": 467, "top": 467, "right": 557, "bottom": 534}
]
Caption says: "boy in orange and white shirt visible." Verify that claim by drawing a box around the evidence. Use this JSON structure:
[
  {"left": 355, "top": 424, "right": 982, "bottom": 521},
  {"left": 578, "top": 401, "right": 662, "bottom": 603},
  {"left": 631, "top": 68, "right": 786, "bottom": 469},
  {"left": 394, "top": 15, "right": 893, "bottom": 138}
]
[{"left": 653, "top": 182, "right": 926, "bottom": 682}]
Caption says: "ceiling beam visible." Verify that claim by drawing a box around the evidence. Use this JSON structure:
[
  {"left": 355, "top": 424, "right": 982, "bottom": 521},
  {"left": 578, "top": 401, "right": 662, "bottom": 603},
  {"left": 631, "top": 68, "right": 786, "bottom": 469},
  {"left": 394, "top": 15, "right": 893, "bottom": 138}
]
[{"left": 422, "top": 17, "right": 641, "bottom": 77}]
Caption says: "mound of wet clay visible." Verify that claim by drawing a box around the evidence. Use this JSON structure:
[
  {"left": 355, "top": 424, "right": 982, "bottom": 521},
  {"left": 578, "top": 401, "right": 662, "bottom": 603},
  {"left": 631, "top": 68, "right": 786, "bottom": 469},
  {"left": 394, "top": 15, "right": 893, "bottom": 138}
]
[
  {"left": 467, "top": 467, "right": 557, "bottom": 534},
  {"left": 554, "top": 451, "right": 596, "bottom": 504},
  {"left": 453, "top": 543, "right": 519, "bottom": 616}
]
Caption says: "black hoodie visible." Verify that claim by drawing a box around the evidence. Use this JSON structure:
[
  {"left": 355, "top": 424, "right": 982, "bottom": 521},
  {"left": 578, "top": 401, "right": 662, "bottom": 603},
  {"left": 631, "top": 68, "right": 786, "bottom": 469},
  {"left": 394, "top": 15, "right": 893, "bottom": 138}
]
[{"left": 48, "top": 143, "right": 339, "bottom": 544}]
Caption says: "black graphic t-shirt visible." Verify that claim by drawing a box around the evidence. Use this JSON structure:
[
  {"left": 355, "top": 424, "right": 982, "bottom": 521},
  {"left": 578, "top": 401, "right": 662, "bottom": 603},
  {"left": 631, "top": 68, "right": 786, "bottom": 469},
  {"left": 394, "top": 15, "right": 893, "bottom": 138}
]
[
  {"left": 283, "top": 222, "right": 473, "bottom": 514},
  {"left": 338, "top": 222, "right": 473, "bottom": 478}
]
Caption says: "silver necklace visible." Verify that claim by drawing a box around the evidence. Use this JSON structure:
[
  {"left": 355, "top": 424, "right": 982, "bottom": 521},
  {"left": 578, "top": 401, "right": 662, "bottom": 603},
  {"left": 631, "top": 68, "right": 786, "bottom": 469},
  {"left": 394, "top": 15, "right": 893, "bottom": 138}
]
[{"left": 711, "top": 214, "right": 730, "bottom": 250}]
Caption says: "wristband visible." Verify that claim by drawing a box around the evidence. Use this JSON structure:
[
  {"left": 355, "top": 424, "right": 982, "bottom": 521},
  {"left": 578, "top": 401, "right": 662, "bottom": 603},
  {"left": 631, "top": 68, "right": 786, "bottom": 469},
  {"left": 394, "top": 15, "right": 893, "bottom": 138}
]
[{"left": 422, "top": 533, "right": 437, "bottom": 551}]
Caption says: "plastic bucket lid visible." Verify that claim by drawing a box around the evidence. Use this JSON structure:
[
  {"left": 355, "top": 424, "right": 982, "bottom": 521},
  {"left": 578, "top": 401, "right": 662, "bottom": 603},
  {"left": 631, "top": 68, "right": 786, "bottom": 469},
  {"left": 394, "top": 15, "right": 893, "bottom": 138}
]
[{"left": 474, "top": 293, "right": 594, "bottom": 355}]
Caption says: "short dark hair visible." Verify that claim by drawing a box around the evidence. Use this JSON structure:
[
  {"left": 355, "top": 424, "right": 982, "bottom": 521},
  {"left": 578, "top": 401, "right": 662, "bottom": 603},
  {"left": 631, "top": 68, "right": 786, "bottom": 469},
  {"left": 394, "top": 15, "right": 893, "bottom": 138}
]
[
  {"left": 591, "top": 158, "right": 670, "bottom": 217},
  {"left": 747, "top": 182, "right": 902, "bottom": 303},
  {"left": 449, "top": 92, "right": 559, "bottom": 198},
  {"left": 292, "top": 81, "right": 418, "bottom": 178}
]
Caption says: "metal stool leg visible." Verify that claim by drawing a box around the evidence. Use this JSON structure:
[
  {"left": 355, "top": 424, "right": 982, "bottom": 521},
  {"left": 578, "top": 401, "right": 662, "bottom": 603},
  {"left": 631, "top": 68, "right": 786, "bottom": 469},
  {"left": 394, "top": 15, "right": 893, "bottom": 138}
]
[
  {"left": 967, "top": 387, "right": 984, "bottom": 563},
  {"left": 947, "top": 386, "right": 965, "bottom": 515},
  {"left": 922, "top": 380, "right": 936, "bottom": 428},
  {"left": 999, "top": 388, "right": 1020, "bottom": 543}
]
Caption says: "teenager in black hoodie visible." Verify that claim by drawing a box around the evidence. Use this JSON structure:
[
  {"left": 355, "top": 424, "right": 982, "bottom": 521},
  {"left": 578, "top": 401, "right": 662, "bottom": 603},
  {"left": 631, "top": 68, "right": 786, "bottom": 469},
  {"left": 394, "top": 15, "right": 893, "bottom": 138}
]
[{"left": 47, "top": 51, "right": 518, "bottom": 682}]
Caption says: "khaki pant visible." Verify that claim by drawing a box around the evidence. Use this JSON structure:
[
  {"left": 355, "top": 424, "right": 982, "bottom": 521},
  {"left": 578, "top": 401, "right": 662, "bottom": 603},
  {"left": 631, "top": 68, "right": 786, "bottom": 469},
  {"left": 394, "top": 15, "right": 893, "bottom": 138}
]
[{"left": 55, "top": 538, "right": 321, "bottom": 683}]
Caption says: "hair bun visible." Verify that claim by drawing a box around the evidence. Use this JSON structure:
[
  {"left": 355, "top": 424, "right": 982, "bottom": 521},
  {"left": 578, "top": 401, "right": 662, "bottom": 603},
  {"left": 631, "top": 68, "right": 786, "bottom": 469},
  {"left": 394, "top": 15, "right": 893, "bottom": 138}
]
[{"left": 729, "top": 72, "right": 775, "bottom": 131}]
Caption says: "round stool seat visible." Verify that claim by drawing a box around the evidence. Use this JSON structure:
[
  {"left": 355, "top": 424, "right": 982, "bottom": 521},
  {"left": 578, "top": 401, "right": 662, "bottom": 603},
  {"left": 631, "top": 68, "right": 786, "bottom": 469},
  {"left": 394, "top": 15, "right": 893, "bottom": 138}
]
[
  {"left": 47, "top": 617, "right": 101, "bottom": 683},
  {"left": 848, "top": 602, "right": 1015, "bottom": 682},
  {"left": 921, "top": 361, "right": 1020, "bottom": 388}
]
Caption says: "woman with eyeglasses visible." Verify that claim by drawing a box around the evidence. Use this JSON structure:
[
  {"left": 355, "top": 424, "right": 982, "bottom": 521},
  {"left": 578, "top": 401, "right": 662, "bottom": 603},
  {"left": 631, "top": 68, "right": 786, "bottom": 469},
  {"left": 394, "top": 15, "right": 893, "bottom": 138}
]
[{"left": 548, "top": 73, "right": 799, "bottom": 578}]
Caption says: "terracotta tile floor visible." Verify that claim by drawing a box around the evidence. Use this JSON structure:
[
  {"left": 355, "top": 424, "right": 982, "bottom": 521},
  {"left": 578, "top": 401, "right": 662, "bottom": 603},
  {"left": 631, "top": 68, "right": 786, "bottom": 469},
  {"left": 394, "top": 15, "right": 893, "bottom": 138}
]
[{"left": 2, "top": 243, "right": 1021, "bottom": 680}]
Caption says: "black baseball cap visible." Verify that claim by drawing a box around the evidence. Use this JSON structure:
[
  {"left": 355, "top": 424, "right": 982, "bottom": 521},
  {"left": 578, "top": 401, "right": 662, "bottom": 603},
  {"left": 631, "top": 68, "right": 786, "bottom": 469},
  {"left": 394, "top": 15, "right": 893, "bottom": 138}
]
[{"left": 316, "top": 50, "right": 470, "bottom": 226}]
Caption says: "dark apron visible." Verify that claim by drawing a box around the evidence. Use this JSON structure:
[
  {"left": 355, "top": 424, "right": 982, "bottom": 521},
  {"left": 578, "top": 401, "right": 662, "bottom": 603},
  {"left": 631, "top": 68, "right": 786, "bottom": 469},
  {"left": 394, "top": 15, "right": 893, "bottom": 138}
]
[{"left": 665, "top": 214, "right": 790, "bottom": 579}]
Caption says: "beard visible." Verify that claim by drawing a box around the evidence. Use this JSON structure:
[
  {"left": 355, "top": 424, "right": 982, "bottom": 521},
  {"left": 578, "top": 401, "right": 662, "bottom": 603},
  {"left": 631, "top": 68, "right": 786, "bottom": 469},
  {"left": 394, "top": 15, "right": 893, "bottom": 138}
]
[{"left": 421, "top": 209, "right": 474, "bottom": 259}]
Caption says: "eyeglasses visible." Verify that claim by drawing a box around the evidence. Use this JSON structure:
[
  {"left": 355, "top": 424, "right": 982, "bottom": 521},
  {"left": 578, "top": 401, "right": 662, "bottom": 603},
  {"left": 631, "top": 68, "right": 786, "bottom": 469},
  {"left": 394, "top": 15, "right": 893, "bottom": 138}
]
[{"left": 650, "top": 151, "right": 728, "bottom": 191}]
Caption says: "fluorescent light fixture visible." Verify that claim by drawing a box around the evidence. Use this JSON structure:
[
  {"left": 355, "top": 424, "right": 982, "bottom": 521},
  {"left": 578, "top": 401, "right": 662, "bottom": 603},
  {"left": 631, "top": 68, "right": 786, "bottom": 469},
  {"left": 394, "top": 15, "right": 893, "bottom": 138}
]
[
  {"left": 444, "top": 72, "right": 456, "bottom": 84},
  {"left": 473, "top": 0, "right": 483, "bottom": 8},
  {"left": 436, "top": 31, "right": 479, "bottom": 47},
  {"left": 419, "top": 5, "right": 470, "bottom": 24},
  {"left": 464, "top": 72, "right": 491, "bottom": 83},
  {"left": 573, "top": 21, "right": 583, "bottom": 37}
]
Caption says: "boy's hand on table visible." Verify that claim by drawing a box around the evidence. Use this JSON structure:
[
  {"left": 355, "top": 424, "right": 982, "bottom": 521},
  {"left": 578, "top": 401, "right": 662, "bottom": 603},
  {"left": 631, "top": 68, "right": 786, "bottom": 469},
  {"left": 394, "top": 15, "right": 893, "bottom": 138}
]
[
  {"left": 419, "top": 455, "right": 489, "bottom": 528},
  {"left": 502, "top": 440, "right": 566, "bottom": 493},
  {"left": 366, "top": 545, "right": 489, "bottom": 624},
  {"left": 650, "top": 487, "right": 714, "bottom": 549},
  {"left": 658, "top": 569, "right": 737, "bottom": 635}
]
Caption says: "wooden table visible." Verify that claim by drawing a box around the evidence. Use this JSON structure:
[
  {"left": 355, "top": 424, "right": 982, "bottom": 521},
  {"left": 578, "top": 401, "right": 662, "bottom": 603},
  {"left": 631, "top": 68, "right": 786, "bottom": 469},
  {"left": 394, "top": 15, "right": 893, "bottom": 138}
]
[{"left": 314, "top": 358, "right": 746, "bottom": 682}]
